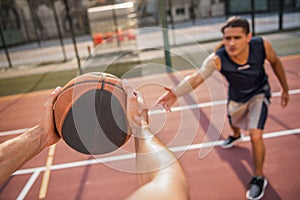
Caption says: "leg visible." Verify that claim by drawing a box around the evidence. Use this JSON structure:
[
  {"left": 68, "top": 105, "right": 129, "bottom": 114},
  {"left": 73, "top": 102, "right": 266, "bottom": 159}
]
[
  {"left": 246, "top": 128, "right": 268, "bottom": 200},
  {"left": 230, "top": 123, "right": 241, "bottom": 138},
  {"left": 227, "top": 99, "right": 248, "bottom": 138},
  {"left": 246, "top": 95, "right": 269, "bottom": 199},
  {"left": 248, "top": 95, "right": 269, "bottom": 176},
  {"left": 221, "top": 122, "right": 243, "bottom": 149},
  {"left": 249, "top": 129, "right": 265, "bottom": 176},
  {"left": 221, "top": 101, "right": 245, "bottom": 148}
]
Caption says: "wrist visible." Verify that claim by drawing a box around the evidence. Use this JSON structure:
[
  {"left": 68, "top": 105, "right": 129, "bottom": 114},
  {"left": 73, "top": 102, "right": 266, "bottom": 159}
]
[
  {"left": 141, "top": 120, "right": 149, "bottom": 128},
  {"left": 32, "top": 125, "right": 49, "bottom": 148},
  {"left": 168, "top": 88, "right": 178, "bottom": 98},
  {"left": 130, "top": 120, "right": 152, "bottom": 139},
  {"left": 34, "top": 125, "right": 58, "bottom": 148},
  {"left": 282, "top": 88, "right": 289, "bottom": 93}
]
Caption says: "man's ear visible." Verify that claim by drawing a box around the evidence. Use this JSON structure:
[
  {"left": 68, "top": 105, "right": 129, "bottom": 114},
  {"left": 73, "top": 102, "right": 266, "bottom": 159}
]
[{"left": 247, "top": 32, "right": 253, "bottom": 42}]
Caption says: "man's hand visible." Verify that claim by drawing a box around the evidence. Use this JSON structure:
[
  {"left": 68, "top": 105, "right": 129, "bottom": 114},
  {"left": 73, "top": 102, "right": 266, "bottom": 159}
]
[
  {"left": 281, "top": 90, "right": 289, "bottom": 107},
  {"left": 156, "top": 87, "right": 177, "bottom": 112},
  {"left": 38, "top": 86, "right": 62, "bottom": 147}
]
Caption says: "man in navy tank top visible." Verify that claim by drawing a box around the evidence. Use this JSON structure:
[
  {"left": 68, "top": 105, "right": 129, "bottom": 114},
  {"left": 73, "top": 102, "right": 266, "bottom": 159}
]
[{"left": 157, "top": 16, "right": 289, "bottom": 200}]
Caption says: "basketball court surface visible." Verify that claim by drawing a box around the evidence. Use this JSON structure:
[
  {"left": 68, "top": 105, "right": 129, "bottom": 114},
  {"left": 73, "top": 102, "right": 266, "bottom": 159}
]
[{"left": 0, "top": 54, "right": 300, "bottom": 199}]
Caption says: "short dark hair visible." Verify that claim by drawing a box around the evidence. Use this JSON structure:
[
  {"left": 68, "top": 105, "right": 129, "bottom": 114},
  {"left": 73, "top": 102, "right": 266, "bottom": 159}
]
[{"left": 221, "top": 16, "right": 250, "bottom": 34}]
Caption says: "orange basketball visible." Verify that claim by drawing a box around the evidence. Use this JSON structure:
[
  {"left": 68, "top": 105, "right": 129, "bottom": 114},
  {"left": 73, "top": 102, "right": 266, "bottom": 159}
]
[{"left": 53, "top": 72, "right": 130, "bottom": 155}]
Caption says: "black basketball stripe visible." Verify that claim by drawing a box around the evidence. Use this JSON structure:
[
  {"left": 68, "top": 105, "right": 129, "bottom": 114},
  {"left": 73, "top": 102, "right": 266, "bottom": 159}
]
[{"left": 61, "top": 89, "right": 129, "bottom": 155}]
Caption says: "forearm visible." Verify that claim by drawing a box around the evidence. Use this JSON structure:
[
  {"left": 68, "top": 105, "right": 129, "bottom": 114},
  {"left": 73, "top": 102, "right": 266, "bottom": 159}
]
[
  {"left": 134, "top": 122, "right": 186, "bottom": 185},
  {"left": 133, "top": 125, "right": 189, "bottom": 199},
  {"left": 173, "top": 74, "right": 204, "bottom": 97},
  {"left": 173, "top": 55, "right": 216, "bottom": 97},
  {"left": 271, "top": 58, "right": 289, "bottom": 91},
  {"left": 0, "top": 126, "right": 47, "bottom": 185},
  {"left": 126, "top": 89, "right": 189, "bottom": 199},
  {"left": 134, "top": 128, "right": 173, "bottom": 180}
]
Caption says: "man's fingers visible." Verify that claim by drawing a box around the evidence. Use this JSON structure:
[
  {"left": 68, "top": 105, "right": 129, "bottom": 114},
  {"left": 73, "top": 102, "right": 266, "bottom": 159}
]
[
  {"left": 45, "top": 87, "right": 61, "bottom": 108},
  {"left": 52, "top": 86, "right": 62, "bottom": 95},
  {"left": 134, "top": 91, "right": 144, "bottom": 104},
  {"left": 155, "top": 87, "right": 175, "bottom": 106},
  {"left": 164, "top": 104, "right": 172, "bottom": 112},
  {"left": 281, "top": 97, "right": 288, "bottom": 107},
  {"left": 122, "top": 79, "right": 133, "bottom": 96},
  {"left": 164, "top": 86, "right": 173, "bottom": 92},
  {"left": 281, "top": 91, "right": 289, "bottom": 107},
  {"left": 156, "top": 98, "right": 172, "bottom": 112}
]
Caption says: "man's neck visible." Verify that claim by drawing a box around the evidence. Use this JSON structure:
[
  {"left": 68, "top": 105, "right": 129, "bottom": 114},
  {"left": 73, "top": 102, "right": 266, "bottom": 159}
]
[{"left": 230, "top": 45, "right": 250, "bottom": 65}]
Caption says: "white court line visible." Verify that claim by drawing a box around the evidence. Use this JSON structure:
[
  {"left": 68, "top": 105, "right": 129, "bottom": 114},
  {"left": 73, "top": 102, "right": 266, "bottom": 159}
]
[
  {"left": 0, "top": 128, "right": 29, "bottom": 137},
  {"left": 4, "top": 89, "right": 300, "bottom": 199},
  {"left": 13, "top": 128, "right": 300, "bottom": 176},
  {"left": 2, "top": 89, "right": 300, "bottom": 137},
  {"left": 16, "top": 170, "right": 41, "bottom": 200},
  {"left": 14, "top": 128, "right": 300, "bottom": 199},
  {"left": 150, "top": 88, "right": 300, "bottom": 115}
]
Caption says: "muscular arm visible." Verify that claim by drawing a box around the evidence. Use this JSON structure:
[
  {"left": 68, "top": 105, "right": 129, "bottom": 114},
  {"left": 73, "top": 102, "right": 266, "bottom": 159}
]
[
  {"left": 263, "top": 38, "right": 289, "bottom": 107},
  {"left": 0, "top": 127, "right": 49, "bottom": 184},
  {"left": 127, "top": 124, "right": 189, "bottom": 200},
  {"left": 123, "top": 83, "right": 189, "bottom": 199},
  {"left": 174, "top": 53, "right": 219, "bottom": 96},
  {"left": 157, "top": 53, "right": 220, "bottom": 111},
  {"left": 0, "top": 87, "right": 61, "bottom": 185}
]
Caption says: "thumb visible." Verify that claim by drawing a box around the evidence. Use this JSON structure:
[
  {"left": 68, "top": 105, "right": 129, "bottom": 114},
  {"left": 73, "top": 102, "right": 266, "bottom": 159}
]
[{"left": 46, "top": 87, "right": 62, "bottom": 107}]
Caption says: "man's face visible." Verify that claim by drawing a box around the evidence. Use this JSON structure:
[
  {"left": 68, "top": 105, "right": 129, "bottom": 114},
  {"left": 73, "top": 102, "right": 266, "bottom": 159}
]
[{"left": 223, "top": 27, "right": 252, "bottom": 57}]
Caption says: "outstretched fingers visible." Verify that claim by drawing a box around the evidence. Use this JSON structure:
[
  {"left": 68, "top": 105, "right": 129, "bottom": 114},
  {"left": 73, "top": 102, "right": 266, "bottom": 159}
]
[{"left": 155, "top": 87, "right": 176, "bottom": 112}]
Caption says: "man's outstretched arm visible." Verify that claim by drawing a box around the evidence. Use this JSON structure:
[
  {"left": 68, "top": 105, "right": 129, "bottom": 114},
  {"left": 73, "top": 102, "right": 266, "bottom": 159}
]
[
  {"left": 123, "top": 83, "right": 189, "bottom": 200},
  {"left": 156, "top": 53, "right": 218, "bottom": 111}
]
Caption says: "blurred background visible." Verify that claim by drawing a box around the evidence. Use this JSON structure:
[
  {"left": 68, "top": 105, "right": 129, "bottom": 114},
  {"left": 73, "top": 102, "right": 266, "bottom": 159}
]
[{"left": 0, "top": 0, "right": 299, "bottom": 69}]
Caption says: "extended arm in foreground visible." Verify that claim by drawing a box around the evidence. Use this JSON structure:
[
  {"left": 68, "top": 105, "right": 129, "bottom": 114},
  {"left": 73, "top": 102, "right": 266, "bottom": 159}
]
[
  {"left": 123, "top": 82, "right": 190, "bottom": 200},
  {"left": 0, "top": 87, "right": 62, "bottom": 185}
]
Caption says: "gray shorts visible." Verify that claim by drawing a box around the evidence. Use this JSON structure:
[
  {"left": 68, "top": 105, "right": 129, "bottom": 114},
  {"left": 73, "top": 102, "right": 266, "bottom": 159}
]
[{"left": 227, "top": 94, "right": 270, "bottom": 130}]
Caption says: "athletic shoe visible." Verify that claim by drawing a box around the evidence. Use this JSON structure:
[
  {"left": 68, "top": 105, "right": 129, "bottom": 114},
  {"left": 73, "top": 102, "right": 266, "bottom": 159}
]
[
  {"left": 221, "top": 134, "right": 243, "bottom": 149},
  {"left": 246, "top": 176, "right": 268, "bottom": 200}
]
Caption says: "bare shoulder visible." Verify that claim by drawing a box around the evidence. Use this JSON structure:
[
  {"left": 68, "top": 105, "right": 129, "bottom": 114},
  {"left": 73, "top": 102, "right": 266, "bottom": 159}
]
[
  {"left": 262, "top": 37, "right": 273, "bottom": 49},
  {"left": 262, "top": 37, "right": 279, "bottom": 63},
  {"left": 211, "top": 53, "right": 221, "bottom": 71}
]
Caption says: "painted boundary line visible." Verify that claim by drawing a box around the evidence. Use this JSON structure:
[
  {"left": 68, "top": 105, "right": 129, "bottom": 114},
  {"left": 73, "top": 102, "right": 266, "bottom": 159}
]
[
  {"left": 150, "top": 89, "right": 300, "bottom": 114},
  {"left": 13, "top": 127, "right": 300, "bottom": 176},
  {"left": 16, "top": 170, "right": 41, "bottom": 200},
  {"left": 12, "top": 127, "right": 300, "bottom": 199},
  {"left": 38, "top": 144, "right": 56, "bottom": 199},
  {"left": 0, "top": 128, "right": 29, "bottom": 137},
  {"left": 1, "top": 89, "right": 300, "bottom": 137},
  {"left": 3, "top": 89, "right": 300, "bottom": 199}
]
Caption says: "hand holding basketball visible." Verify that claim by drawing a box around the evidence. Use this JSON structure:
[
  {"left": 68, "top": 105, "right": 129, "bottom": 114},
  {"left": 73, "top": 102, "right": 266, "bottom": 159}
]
[
  {"left": 38, "top": 86, "right": 62, "bottom": 147},
  {"left": 53, "top": 72, "right": 130, "bottom": 155}
]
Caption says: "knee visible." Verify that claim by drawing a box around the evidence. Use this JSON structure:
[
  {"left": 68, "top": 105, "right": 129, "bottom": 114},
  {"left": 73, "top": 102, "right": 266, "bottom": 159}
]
[{"left": 250, "top": 130, "right": 264, "bottom": 143}]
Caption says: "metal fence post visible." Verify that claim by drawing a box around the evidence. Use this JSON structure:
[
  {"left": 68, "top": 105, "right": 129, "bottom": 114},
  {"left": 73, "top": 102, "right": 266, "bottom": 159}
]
[
  {"left": 63, "top": 0, "right": 82, "bottom": 74},
  {"left": 51, "top": 0, "right": 67, "bottom": 62},
  {"left": 251, "top": 0, "right": 255, "bottom": 36},
  {"left": 27, "top": 0, "right": 41, "bottom": 47},
  {"left": 159, "top": 0, "right": 172, "bottom": 71},
  {"left": 0, "top": 8, "right": 12, "bottom": 68},
  {"left": 225, "top": 0, "right": 230, "bottom": 19},
  {"left": 279, "top": 0, "right": 283, "bottom": 30}
]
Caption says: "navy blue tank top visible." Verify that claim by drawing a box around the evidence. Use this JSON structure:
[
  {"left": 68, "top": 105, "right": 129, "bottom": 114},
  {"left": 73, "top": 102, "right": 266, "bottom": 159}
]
[{"left": 216, "top": 37, "right": 271, "bottom": 103}]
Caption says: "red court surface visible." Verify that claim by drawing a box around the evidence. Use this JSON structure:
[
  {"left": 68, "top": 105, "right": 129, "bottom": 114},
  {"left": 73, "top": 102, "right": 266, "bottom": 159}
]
[{"left": 0, "top": 55, "right": 300, "bottom": 199}]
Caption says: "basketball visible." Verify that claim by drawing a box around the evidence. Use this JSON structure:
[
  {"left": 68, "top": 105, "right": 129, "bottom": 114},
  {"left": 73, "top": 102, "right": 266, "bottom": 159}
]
[{"left": 53, "top": 72, "right": 130, "bottom": 155}]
